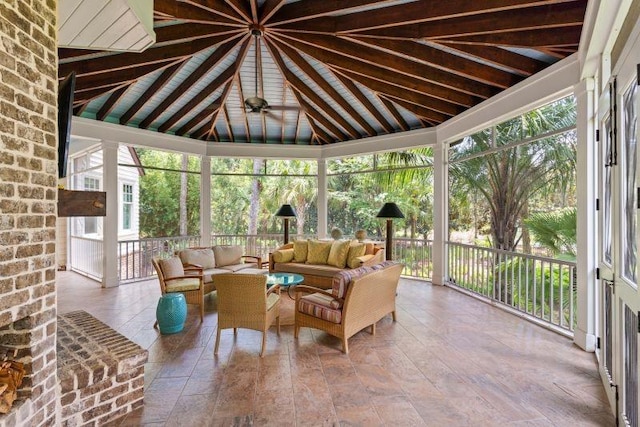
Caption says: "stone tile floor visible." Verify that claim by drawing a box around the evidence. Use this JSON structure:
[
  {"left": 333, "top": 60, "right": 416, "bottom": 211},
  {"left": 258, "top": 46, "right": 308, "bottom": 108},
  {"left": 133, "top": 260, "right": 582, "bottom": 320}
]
[{"left": 57, "top": 272, "right": 615, "bottom": 426}]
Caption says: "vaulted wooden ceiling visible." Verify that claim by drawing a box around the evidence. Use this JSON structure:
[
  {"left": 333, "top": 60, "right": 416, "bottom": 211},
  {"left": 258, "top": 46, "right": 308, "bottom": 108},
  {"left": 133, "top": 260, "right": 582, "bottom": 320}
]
[{"left": 59, "top": 0, "right": 588, "bottom": 145}]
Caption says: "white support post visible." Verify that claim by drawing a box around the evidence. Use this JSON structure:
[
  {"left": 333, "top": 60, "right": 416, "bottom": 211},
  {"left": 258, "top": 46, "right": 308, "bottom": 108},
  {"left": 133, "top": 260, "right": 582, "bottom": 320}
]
[
  {"left": 574, "top": 78, "right": 597, "bottom": 352},
  {"left": 200, "top": 156, "right": 211, "bottom": 246},
  {"left": 432, "top": 141, "right": 448, "bottom": 285},
  {"left": 317, "top": 159, "right": 327, "bottom": 239},
  {"left": 102, "top": 140, "right": 119, "bottom": 288}
]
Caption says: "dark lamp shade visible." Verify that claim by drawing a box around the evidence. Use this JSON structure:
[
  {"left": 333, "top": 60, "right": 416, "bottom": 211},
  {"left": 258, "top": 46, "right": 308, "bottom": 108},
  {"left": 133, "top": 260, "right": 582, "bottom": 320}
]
[
  {"left": 376, "top": 202, "right": 404, "bottom": 219},
  {"left": 275, "top": 204, "right": 296, "bottom": 217}
]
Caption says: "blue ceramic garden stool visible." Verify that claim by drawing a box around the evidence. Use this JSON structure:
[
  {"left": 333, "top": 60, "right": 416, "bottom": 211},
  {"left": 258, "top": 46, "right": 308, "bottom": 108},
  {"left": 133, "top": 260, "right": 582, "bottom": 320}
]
[{"left": 156, "top": 293, "right": 187, "bottom": 334}]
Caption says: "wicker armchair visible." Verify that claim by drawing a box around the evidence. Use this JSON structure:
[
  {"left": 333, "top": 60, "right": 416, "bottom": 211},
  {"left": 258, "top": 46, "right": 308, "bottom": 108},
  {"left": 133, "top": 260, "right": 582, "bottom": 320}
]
[
  {"left": 152, "top": 257, "right": 215, "bottom": 324},
  {"left": 213, "top": 274, "right": 281, "bottom": 357},
  {"left": 293, "top": 262, "right": 403, "bottom": 353}
]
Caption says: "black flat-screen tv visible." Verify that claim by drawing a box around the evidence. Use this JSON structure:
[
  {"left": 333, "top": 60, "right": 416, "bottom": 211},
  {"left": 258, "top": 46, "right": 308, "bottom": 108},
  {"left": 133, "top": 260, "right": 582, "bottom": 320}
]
[{"left": 58, "top": 71, "right": 76, "bottom": 178}]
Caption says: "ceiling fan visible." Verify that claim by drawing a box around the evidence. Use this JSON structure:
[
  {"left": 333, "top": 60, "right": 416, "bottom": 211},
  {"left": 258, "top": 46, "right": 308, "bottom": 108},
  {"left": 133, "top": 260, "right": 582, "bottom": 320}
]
[{"left": 244, "top": 29, "right": 299, "bottom": 117}]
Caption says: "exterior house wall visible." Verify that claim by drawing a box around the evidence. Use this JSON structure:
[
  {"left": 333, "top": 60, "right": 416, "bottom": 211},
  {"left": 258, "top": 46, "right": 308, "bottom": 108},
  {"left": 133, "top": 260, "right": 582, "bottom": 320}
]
[{"left": 0, "top": 1, "right": 59, "bottom": 425}]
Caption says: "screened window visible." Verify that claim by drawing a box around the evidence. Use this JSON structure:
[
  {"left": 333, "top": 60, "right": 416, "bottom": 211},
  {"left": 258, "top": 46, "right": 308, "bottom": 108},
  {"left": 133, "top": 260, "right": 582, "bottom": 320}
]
[
  {"left": 621, "top": 81, "right": 637, "bottom": 284},
  {"left": 122, "top": 184, "right": 133, "bottom": 230},
  {"left": 603, "top": 115, "right": 613, "bottom": 265},
  {"left": 83, "top": 177, "right": 100, "bottom": 234}
]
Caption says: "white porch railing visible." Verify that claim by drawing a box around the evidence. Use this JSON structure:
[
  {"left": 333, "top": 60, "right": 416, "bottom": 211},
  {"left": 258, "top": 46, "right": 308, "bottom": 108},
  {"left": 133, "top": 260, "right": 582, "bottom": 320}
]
[
  {"left": 446, "top": 241, "right": 577, "bottom": 334},
  {"left": 69, "top": 236, "right": 103, "bottom": 280}
]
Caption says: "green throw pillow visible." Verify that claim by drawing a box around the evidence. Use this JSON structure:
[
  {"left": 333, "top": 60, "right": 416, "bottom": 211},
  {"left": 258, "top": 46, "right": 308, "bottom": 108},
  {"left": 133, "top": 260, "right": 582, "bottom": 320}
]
[
  {"left": 327, "top": 240, "right": 351, "bottom": 268},
  {"left": 293, "top": 240, "right": 308, "bottom": 263},
  {"left": 306, "top": 240, "right": 332, "bottom": 265},
  {"left": 347, "top": 243, "right": 367, "bottom": 268}
]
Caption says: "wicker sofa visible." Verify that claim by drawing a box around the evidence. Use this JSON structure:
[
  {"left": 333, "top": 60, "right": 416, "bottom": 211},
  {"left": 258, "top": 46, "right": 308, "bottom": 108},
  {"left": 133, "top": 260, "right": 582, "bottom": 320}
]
[
  {"left": 268, "top": 240, "right": 384, "bottom": 289},
  {"left": 176, "top": 245, "right": 266, "bottom": 286},
  {"left": 293, "top": 261, "right": 404, "bottom": 353}
]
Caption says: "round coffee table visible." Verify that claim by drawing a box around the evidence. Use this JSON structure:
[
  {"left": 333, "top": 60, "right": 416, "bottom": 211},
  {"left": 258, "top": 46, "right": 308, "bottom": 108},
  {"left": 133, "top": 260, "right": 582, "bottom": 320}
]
[{"left": 266, "top": 272, "right": 304, "bottom": 288}]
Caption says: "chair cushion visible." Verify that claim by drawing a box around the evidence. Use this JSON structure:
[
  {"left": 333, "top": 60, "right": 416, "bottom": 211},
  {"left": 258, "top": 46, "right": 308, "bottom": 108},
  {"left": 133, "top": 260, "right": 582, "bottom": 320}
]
[
  {"left": 165, "top": 277, "right": 201, "bottom": 292},
  {"left": 159, "top": 257, "right": 184, "bottom": 279},
  {"left": 293, "top": 240, "right": 308, "bottom": 263},
  {"left": 272, "top": 248, "right": 294, "bottom": 263},
  {"left": 214, "top": 245, "right": 243, "bottom": 267},
  {"left": 346, "top": 243, "right": 366, "bottom": 269},
  {"left": 331, "top": 261, "right": 395, "bottom": 300},
  {"left": 298, "top": 293, "right": 342, "bottom": 323},
  {"left": 327, "top": 240, "right": 350, "bottom": 268},
  {"left": 178, "top": 248, "right": 215, "bottom": 269},
  {"left": 364, "top": 242, "right": 375, "bottom": 255},
  {"left": 266, "top": 292, "right": 280, "bottom": 311},
  {"left": 306, "top": 240, "right": 332, "bottom": 265}
]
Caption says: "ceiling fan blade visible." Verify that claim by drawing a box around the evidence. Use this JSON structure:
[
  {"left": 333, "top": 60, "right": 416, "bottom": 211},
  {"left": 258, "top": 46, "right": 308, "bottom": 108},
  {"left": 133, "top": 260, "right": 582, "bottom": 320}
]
[
  {"left": 264, "top": 110, "right": 283, "bottom": 122},
  {"left": 268, "top": 105, "right": 301, "bottom": 111}
]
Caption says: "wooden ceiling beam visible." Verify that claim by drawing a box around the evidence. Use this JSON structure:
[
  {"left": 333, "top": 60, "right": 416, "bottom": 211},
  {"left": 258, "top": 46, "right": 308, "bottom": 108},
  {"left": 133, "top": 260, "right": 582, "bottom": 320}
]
[
  {"left": 120, "top": 62, "right": 185, "bottom": 125},
  {"left": 223, "top": 105, "right": 235, "bottom": 141},
  {"left": 60, "top": 33, "right": 243, "bottom": 78},
  {"left": 154, "top": 23, "right": 242, "bottom": 46},
  {"left": 249, "top": 0, "right": 259, "bottom": 23},
  {"left": 159, "top": 41, "right": 250, "bottom": 133},
  {"left": 266, "top": 1, "right": 394, "bottom": 26},
  {"left": 270, "top": 39, "right": 376, "bottom": 136},
  {"left": 351, "top": 2, "right": 587, "bottom": 40},
  {"left": 96, "top": 86, "right": 130, "bottom": 121},
  {"left": 271, "top": 33, "right": 479, "bottom": 107},
  {"left": 333, "top": 0, "right": 580, "bottom": 33},
  {"left": 73, "top": 60, "right": 178, "bottom": 92},
  {"left": 382, "top": 94, "right": 450, "bottom": 124},
  {"left": 333, "top": 73, "right": 394, "bottom": 133},
  {"left": 174, "top": 99, "right": 220, "bottom": 136},
  {"left": 155, "top": 0, "right": 245, "bottom": 26},
  {"left": 73, "top": 84, "right": 125, "bottom": 103},
  {"left": 306, "top": 117, "right": 333, "bottom": 145},
  {"left": 347, "top": 36, "right": 520, "bottom": 89},
  {"left": 139, "top": 36, "right": 247, "bottom": 129},
  {"left": 293, "top": 92, "right": 349, "bottom": 141},
  {"left": 379, "top": 97, "right": 409, "bottom": 131},
  {"left": 436, "top": 42, "right": 546, "bottom": 76},
  {"left": 178, "top": 0, "right": 248, "bottom": 24},
  {"left": 336, "top": 68, "right": 461, "bottom": 117},
  {"left": 440, "top": 26, "right": 583, "bottom": 48},
  {"left": 268, "top": 43, "right": 360, "bottom": 139},
  {"left": 260, "top": 0, "right": 286, "bottom": 24},
  {"left": 279, "top": 33, "right": 497, "bottom": 98},
  {"left": 224, "top": 0, "right": 253, "bottom": 23}
]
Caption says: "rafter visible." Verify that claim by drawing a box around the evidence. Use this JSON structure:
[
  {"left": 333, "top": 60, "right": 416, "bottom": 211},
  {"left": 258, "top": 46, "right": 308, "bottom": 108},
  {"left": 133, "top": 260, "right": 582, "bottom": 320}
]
[
  {"left": 224, "top": 0, "right": 253, "bottom": 22},
  {"left": 155, "top": 0, "right": 246, "bottom": 26},
  {"left": 260, "top": 0, "right": 286, "bottom": 24},
  {"left": 439, "top": 26, "right": 583, "bottom": 48},
  {"left": 270, "top": 40, "right": 376, "bottom": 136},
  {"left": 178, "top": 0, "right": 247, "bottom": 24},
  {"left": 139, "top": 36, "right": 248, "bottom": 129},
  {"left": 435, "top": 42, "right": 546, "bottom": 76},
  {"left": 266, "top": 1, "right": 393, "bottom": 26},
  {"left": 73, "top": 60, "right": 178, "bottom": 92},
  {"left": 60, "top": 34, "right": 243, "bottom": 78},
  {"left": 346, "top": 36, "right": 521, "bottom": 89},
  {"left": 271, "top": 33, "right": 479, "bottom": 107},
  {"left": 96, "top": 86, "right": 130, "bottom": 121},
  {"left": 333, "top": 73, "right": 393, "bottom": 133},
  {"left": 379, "top": 97, "right": 409, "bottom": 131},
  {"left": 154, "top": 23, "right": 242, "bottom": 46},
  {"left": 306, "top": 117, "right": 333, "bottom": 144},
  {"left": 276, "top": 32, "right": 497, "bottom": 99},
  {"left": 268, "top": 43, "right": 361, "bottom": 139},
  {"left": 331, "top": 2, "right": 587, "bottom": 40},
  {"left": 382, "top": 94, "right": 450, "bottom": 124},
  {"left": 294, "top": 92, "right": 349, "bottom": 142},
  {"left": 119, "top": 62, "right": 185, "bottom": 125}
]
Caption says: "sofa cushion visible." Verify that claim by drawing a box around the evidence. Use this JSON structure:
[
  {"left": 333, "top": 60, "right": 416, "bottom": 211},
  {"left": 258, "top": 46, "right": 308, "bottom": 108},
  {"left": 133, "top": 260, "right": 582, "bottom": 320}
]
[
  {"left": 178, "top": 248, "right": 215, "bottom": 269},
  {"left": 331, "top": 261, "right": 396, "bottom": 300},
  {"left": 298, "top": 293, "right": 342, "bottom": 324},
  {"left": 293, "top": 240, "right": 308, "bottom": 263},
  {"left": 307, "top": 240, "right": 332, "bottom": 265},
  {"left": 159, "top": 257, "right": 184, "bottom": 279},
  {"left": 214, "top": 245, "right": 243, "bottom": 267},
  {"left": 273, "top": 262, "right": 342, "bottom": 277},
  {"left": 201, "top": 268, "right": 229, "bottom": 284},
  {"left": 220, "top": 263, "right": 258, "bottom": 272},
  {"left": 327, "top": 240, "right": 351, "bottom": 268},
  {"left": 165, "top": 277, "right": 201, "bottom": 292},
  {"left": 347, "top": 243, "right": 367, "bottom": 269},
  {"left": 272, "top": 248, "right": 294, "bottom": 263}
]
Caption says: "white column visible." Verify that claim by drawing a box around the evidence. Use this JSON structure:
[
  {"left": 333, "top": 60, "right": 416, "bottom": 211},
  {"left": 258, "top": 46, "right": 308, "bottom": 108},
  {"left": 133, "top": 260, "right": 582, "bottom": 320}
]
[
  {"left": 200, "top": 156, "right": 211, "bottom": 246},
  {"left": 574, "top": 78, "right": 597, "bottom": 352},
  {"left": 431, "top": 141, "right": 448, "bottom": 285},
  {"left": 102, "top": 141, "right": 119, "bottom": 288},
  {"left": 317, "top": 159, "right": 327, "bottom": 239}
]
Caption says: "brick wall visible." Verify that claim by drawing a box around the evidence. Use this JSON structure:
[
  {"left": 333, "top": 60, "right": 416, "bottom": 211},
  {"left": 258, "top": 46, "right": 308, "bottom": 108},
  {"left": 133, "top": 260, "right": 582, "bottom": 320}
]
[{"left": 0, "top": 0, "right": 59, "bottom": 426}]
